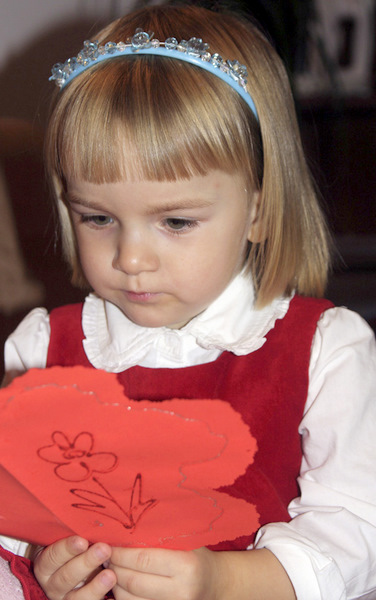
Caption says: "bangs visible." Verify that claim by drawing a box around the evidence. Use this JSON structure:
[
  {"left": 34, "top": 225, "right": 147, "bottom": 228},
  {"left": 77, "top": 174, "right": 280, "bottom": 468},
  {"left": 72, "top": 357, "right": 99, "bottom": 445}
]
[{"left": 46, "top": 55, "right": 262, "bottom": 185}]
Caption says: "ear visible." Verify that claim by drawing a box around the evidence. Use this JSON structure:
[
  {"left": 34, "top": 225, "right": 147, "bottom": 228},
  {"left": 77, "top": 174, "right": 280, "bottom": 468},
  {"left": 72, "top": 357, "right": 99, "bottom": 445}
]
[{"left": 247, "top": 191, "right": 265, "bottom": 243}]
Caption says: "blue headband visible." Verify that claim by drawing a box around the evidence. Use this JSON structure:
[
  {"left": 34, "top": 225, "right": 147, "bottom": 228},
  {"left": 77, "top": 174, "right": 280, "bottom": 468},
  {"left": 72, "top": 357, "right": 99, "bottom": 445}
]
[{"left": 49, "top": 29, "right": 259, "bottom": 122}]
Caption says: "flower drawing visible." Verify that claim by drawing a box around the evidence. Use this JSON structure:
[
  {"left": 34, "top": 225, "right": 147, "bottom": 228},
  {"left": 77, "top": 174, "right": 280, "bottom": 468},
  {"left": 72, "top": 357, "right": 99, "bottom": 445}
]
[
  {"left": 38, "top": 430, "right": 157, "bottom": 530},
  {"left": 37, "top": 431, "right": 118, "bottom": 482}
]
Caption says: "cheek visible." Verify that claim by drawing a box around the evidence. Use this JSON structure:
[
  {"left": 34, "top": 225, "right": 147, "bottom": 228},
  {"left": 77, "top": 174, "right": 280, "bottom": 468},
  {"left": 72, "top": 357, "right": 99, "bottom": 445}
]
[
  {"left": 75, "top": 236, "right": 92, "bottom": 266},
  {"left": 179, "top": 224, "right": 247, "bottom": 278},
  {"left": 75, "top": 234, "right": 107, "bottom": 280},
  {"left": 215, "top": 223, "right": 249, "bottom": 267},
  {"left": 75, "top": 227, "right": 108, "bottom": 258},
  {"left": 175, "top": 241, "right": 240, "bottom": 295}
]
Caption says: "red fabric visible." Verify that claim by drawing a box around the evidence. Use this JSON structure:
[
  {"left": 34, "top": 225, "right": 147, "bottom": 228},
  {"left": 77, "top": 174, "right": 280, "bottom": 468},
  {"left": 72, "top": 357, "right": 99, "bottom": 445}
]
[
  {"left": 0, "top": 546, "right": 47, "bottom": 600},
  {"left": 47, "top": 296, "right": 333, "bottom": 549}
]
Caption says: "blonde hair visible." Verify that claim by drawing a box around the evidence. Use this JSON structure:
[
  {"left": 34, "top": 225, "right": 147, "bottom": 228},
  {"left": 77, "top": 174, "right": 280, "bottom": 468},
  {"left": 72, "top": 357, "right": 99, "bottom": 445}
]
[{"left": 45, "top": 4, "right": 330, "bottom": 306}]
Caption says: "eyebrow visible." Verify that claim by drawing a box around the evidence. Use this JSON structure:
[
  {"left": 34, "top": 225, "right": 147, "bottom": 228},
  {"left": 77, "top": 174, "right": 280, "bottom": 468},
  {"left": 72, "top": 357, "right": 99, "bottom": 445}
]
[
  {"left": 66, "top": 193, "right": 215, "bottom": 214},
  {"left": 145, "top": 198, "right": 215, "bottom": 215},
  {"left": 65, "top": 194, "right": 101, "bottom": 209}
]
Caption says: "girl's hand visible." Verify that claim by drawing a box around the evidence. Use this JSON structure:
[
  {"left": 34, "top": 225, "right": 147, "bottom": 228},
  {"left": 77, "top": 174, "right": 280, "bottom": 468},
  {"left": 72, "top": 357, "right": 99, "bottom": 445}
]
[
  {"left": 109, "top": 546, "right": 296, "bottom": 600},
  {"left": 33, "top": 536, "right": 116, "bottom": 600},
  {"left": 110, "top": 546, "right": 219, "bottom": 600}
]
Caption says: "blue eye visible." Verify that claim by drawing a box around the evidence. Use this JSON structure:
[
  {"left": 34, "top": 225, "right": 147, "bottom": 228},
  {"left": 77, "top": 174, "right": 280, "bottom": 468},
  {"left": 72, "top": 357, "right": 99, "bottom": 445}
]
[
  {"left": 81, "top": 214, "right": 113, "bottom": 226},
  {"left": 165, "top": 218, "right": 197, "bottom": 232}
]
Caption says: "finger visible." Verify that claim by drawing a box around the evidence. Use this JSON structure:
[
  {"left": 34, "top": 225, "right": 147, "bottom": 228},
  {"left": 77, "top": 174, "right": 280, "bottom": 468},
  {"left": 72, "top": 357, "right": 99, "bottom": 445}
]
[
  {"left": 112, "top": 581, "right": 145, "bottom": 600},
  {"left": 35, "top": 537, "right": 90, "bottom": 580},
  {"left": 35, "top": 541, "right": 112, "bottom": 598},
  {"left": 67, "top": 569, "right": 117, "bottom": 600},
  {"left": 112, "top": 567, "right": 171, "bottom": 600},
  {"left": 112, "top": 582, "right": 142, "bottom": 600},
  {"left": 110, "top": 548, "right": 209, "bottom": 600},
  {"left": 110, "top": 547, "right": 184, "bottom": 576}
]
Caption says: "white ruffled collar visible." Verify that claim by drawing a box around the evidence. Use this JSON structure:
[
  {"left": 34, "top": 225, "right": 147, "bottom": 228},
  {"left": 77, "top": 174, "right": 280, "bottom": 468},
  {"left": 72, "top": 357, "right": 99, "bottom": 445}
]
[{"left": 82, "top": 273, "right": 292, "bottom": 372}]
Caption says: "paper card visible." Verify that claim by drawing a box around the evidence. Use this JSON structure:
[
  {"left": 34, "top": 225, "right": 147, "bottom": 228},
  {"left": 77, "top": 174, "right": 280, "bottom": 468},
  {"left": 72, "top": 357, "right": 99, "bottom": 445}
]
[{"left": 0, "top": 366, "right": 259, "bottom": 549}]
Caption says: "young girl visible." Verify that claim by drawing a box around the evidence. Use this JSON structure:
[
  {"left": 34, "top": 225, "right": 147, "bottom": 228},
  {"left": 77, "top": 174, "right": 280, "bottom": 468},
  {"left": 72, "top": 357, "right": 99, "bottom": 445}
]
[{"left": 2, "top": 3, "right": 376, "bottom": 600}]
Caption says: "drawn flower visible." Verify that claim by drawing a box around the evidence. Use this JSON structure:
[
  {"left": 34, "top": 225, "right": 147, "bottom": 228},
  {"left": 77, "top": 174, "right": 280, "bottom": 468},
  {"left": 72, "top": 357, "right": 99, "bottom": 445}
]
[{"left": 37, "top": 431, "right": 118, "bottom": 482}]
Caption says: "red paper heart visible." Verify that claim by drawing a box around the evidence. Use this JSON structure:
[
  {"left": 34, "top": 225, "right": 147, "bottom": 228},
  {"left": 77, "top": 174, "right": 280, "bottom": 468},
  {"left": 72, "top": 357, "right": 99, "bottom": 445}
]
[{"left": 0, "top": 366, "right": 259, "bottom": 549}]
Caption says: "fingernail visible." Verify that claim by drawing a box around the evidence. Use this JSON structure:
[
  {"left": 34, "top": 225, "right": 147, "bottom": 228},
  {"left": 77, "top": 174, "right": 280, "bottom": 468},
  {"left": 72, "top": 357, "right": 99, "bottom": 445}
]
[
  {"left": 72, "top": 537, "right": 88, "bottom": 552},
  {"left": 94, "top": 545, "right": 109, "bottom": 561},
  {"left": 100, "top": 570, "right": 115, "bottom": 586}
]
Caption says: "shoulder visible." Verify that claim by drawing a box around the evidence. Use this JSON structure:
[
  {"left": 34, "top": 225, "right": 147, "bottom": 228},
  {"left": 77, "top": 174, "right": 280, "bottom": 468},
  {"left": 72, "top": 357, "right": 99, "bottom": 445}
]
[
  {"left": 49, "top": 302, "right": 84, "bottom": 331},
  {"left": 314, "top": 304, "right": 376, "bottom": 354},
  {"left": 287, "top": 295, "right": 334, "bottom": 320},
  {"left": 307, "top": 305, "right": 376, "bottom": 413},
  {"left": 4, "top": 307, "right": 51, "bottom": 373},
  {"left": 4, "top": 300, "right": 88, "bottom": 373},
  {"left": 264, "top": 295, "right": 334, "bottom": 347}
]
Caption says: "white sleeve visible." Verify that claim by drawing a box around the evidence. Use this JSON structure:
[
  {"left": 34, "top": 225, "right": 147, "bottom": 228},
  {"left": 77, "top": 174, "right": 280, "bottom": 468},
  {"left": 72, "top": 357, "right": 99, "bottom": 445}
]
[
  {"left": 4, "top": 307, "right": 50, "bottom": 373},
  {"left": 1, "top": 308, "right": 50, "bottom": 556},
  {"left": 254, "top": 307, "right": 376, "bottom": 600},
  {"left": 0, "top": 537, "right": 30, "bottom": 557}
]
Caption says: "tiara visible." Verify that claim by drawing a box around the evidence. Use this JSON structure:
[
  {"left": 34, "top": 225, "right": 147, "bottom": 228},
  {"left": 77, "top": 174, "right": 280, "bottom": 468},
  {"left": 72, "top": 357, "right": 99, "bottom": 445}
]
[{"left": 49, "top": 29, "right": 258, "bottom": 121}]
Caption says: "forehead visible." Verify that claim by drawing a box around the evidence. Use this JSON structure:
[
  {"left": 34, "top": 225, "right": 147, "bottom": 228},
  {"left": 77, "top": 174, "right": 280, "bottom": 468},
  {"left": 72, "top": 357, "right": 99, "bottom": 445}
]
[{"left": 66, "top": 170, "right": 248, "bottom": 206}]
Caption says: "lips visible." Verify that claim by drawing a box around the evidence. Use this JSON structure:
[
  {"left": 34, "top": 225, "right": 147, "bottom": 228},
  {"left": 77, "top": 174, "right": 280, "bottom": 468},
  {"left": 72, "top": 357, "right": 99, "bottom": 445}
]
[{"left": 124, "top": 291, "right": 161, "bottom": 303}]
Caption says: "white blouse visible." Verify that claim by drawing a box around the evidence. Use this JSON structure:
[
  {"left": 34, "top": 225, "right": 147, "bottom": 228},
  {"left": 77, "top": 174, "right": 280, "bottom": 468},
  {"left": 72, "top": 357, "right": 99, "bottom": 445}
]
[{"left": 3, "top": 273, "right": 376, "bottom": 600}]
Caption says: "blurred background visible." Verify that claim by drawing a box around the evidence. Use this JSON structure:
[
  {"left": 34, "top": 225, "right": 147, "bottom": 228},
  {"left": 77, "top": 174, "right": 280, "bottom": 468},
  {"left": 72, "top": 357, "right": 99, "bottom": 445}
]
[{"left": 0, "top": 0, "right": 375, "bottom": 376}]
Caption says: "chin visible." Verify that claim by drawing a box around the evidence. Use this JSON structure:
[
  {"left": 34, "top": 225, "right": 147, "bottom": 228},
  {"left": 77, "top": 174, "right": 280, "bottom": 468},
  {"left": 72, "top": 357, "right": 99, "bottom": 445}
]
[
  {"left": 121, "top": 311, "right": 181, "bottom": 329},
  {"left": 110, "top": 299, "right": 193, "bottom": 329}
]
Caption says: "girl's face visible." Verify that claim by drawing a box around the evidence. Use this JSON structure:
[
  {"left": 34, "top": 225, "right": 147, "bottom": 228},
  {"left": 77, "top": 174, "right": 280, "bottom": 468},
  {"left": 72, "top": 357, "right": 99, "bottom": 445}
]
[{"left": 66, "top": 170, "right": 256, "bottom": 329}]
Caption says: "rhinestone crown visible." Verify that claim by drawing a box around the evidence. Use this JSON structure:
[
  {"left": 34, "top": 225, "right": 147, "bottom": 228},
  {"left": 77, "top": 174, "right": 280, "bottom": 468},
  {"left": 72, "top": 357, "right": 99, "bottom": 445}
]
[{"left": 49, "top": 29, "right": 258, "bottom": 121}]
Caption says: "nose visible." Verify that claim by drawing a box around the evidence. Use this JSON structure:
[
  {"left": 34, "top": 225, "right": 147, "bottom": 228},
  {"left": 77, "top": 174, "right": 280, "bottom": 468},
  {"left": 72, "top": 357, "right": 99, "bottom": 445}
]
[{"left": 112, "top": 230, "right": 159, "bottom": 275}]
